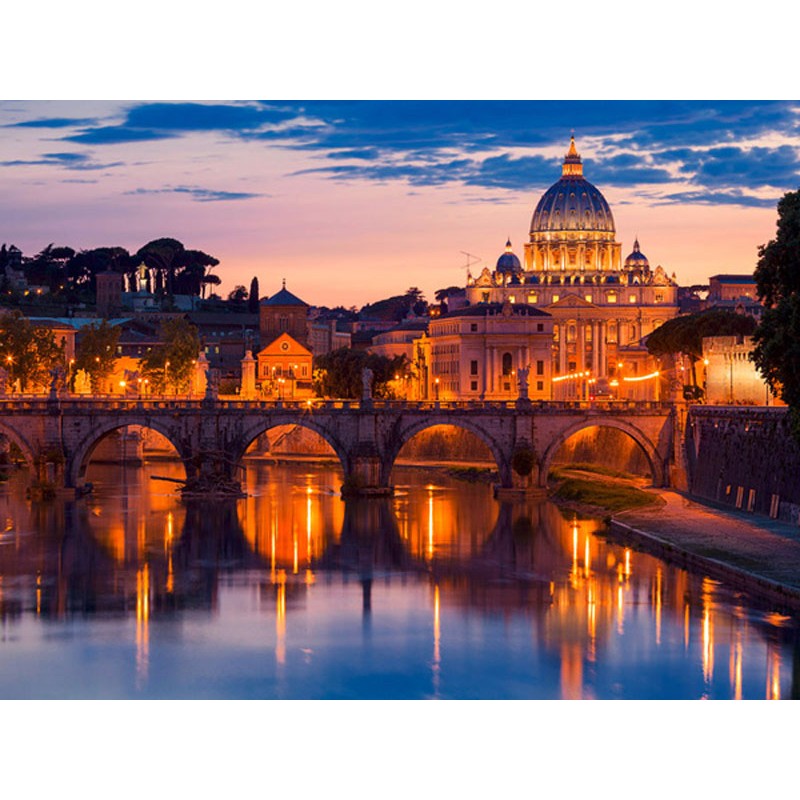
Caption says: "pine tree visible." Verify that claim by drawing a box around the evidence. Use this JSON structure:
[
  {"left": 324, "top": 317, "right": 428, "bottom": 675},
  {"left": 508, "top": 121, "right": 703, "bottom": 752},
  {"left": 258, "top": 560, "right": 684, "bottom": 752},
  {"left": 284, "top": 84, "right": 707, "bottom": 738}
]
[{"left": 248, "top": 276, "right": 260, "bottom": 314}]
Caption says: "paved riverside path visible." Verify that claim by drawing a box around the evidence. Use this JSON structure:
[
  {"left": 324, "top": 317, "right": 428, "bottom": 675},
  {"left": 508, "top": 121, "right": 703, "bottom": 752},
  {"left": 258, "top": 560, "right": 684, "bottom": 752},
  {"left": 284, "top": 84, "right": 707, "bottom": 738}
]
[{"left": 611, "top": 491, "right": 800, "bottom": 603}]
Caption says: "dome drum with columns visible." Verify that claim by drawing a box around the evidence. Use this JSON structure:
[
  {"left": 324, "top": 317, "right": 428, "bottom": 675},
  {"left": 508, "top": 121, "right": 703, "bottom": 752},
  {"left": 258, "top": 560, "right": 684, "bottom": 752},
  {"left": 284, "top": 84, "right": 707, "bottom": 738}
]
[{"left": 463, "top": 137, "right": 679, "bottom": 399}]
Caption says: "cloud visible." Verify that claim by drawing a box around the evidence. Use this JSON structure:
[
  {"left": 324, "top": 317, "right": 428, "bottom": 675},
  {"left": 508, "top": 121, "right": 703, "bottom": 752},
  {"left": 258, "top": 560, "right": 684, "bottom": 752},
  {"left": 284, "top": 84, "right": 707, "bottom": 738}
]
[
  {"left": 326, "top": 148, "right": 381, "bottom": 160},
  {"left": 656, "top": 190, "right": 777, "bottom": 208},
  {"left": 125, "top": 185, "right": 265, "bottom": 202},
  {"left": 125, "top": 102, "right": 296, "bottom": 132},
  {"left": 9, "top": 117, "right": 97, "bottom": 129},
  {"left": 0, "top": 151, "right": 123, "bottom": 170},
  {"left": 63, "top": 126, "right": 175, "bottom": 144}
]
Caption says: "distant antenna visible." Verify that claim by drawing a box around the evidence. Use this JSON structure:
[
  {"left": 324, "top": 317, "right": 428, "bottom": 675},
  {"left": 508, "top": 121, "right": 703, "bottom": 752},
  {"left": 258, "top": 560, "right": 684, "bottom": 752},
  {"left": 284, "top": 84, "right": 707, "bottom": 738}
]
[{"left": 460, "top": 251, "right": 482, "bottom": 273}]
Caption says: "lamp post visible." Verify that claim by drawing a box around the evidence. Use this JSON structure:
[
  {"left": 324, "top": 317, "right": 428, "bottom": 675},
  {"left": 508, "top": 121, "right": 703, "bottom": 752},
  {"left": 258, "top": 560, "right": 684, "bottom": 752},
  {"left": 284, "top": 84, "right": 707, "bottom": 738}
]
[
  {"left": 434, "top": 377, "right": 440, "bottom": 402},
  {"left": 164, "top": 360, "right": 170, "bottom": 397}
]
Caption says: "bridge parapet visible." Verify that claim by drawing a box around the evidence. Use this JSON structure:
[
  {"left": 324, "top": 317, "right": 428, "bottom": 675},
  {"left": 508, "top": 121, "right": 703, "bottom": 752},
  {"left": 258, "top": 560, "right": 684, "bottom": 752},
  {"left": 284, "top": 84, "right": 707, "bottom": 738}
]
[{"left": 0, "top": 396, "right": 675, "bottom": 416}]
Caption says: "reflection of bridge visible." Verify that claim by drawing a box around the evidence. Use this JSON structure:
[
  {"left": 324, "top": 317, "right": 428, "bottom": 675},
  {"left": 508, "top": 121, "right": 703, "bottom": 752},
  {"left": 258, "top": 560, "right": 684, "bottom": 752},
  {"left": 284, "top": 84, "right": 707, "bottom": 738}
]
[{"left": 0, "top": 396, "right": 676, "bottom": 495}]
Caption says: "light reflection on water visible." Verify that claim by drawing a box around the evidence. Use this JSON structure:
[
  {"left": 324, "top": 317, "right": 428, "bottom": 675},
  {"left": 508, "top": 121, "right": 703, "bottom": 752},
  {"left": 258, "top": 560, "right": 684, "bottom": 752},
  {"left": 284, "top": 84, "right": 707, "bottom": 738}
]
[{"left": 0, "top": 460, "right": 798, "bottom": 699}]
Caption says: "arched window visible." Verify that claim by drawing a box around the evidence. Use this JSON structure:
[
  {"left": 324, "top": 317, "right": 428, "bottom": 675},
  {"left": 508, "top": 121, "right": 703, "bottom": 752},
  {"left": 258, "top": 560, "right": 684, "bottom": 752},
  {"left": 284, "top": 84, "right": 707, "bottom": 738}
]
[{"left": 502, "top": 352, "right": 513, "bottom": 375}]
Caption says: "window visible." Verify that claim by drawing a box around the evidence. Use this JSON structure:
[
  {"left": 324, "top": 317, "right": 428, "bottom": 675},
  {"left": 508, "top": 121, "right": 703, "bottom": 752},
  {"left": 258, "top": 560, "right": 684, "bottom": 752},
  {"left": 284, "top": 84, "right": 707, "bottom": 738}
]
[
  {"left": 502, "top": 352, "right": 513, "bottom": 375},
  {"left": 537, "top": 381, "right": 544, "bottom": 391},
  {"left": 552, "top": 294, "right": 560, "bottom": 302},
  {"left": 470, "top": 323, "right": 478, "bottom": 332},
  {"left": 481, "top": 291, "right": 490, "bottom": 303},
  {"left": 528, "top": 293, "right": 539, "bottom": 304},
  {"left": 536, "top": 360, "right": 544, "bottom": 376},
  {"left": 629, "top": 294, "right": 637, "bottom": 303},
  {"left": 585, "top": 294, "right": 593, "bottom": 303},
  {"left": 470, "top": 380, "right": 478, "bottom": 391},
  {"left": 279, "top": 316, "right": 289, "bottom": 330},
  {"left": 509, "top": 295, "right": 516, "bottom": 303},
  {"left": 655, "top": 292, "right": 664, "bottom": 303},
  {"left": 470, "top": 360, "right": 478, "bottom": 376},
  {"left": 537, "top": 323, "right": 544, "bottom": 332},
  {"left": 301, "top": 365, "right": 308, "bottom": 377},
  {"left": 607, "top": 292, "right": 618, "bottom": 304}
]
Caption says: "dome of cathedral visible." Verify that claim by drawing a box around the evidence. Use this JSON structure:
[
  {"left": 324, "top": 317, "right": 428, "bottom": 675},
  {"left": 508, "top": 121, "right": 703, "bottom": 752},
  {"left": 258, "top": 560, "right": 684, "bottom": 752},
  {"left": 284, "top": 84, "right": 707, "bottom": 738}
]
[
  {"left": 529, "top": 137, "right": 615, "bottom": 235},
  {"left": 624, "top": 238, "right": 649, "bottom": 269},
  {"left": 496, "top": 239, "right": 522, "bottom": 274}
]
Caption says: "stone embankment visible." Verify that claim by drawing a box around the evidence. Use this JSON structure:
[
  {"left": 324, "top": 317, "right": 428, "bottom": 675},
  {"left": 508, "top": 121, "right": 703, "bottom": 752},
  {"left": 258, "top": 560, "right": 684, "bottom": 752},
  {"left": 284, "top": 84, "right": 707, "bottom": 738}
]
[{"left": 609, "top": 491, "right": 800, "bottom": 609}]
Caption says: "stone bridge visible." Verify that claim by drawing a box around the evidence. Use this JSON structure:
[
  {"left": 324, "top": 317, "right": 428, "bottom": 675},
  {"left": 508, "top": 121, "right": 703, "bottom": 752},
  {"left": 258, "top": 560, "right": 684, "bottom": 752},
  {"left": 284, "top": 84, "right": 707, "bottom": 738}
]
[{"left": 0, "top": 396, "right": 676, "bottom": 496}]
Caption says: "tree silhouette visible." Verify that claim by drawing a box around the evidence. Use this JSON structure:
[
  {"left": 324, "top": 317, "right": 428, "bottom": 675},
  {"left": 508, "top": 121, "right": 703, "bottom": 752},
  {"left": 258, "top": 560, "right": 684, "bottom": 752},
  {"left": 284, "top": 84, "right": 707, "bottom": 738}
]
[
  {"left": 752, "top": 190, "right": 800, "bottom": 435},
  {"left": 248, "top": 276, "right": 260, "bottom": 314}
]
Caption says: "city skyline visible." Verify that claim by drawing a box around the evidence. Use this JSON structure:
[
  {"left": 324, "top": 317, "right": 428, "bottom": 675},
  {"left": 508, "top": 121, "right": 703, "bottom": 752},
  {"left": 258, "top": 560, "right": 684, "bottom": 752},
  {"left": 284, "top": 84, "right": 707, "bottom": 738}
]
[{"left": 2, "top": 100, "right": 798, "bottom": 307}]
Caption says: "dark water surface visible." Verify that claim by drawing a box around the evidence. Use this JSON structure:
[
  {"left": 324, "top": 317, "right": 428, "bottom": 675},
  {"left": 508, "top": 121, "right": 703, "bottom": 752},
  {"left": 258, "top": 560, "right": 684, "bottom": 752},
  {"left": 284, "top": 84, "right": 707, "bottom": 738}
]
[{"left": 0, "top": 460, "right": 797, "bottom": 699}]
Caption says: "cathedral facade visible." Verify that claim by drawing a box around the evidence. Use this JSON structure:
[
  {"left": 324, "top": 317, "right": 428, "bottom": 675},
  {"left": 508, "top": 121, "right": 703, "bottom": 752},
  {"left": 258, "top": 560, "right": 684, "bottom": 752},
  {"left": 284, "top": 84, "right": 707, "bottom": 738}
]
[{"left": 462, "top": 137, "right": 679, "bottom": 400}]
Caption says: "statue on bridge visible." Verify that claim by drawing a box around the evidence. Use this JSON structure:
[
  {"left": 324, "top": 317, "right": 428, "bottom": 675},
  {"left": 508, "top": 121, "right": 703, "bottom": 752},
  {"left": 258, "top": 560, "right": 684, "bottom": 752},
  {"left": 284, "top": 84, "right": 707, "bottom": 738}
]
[
  {"left": 49, "top": 366, "right": 66, "bottom": 399},
  {"left": 204, "top": 367, "right": 220, "bottom": 401},
  {"left": 0, "top": 366, "right": 7, "bottom": 397},
  {"left": 516, "top": 365, "right": 530, "bottom": 401},
  {"left": 361, "top": 367, "right": 374, "bottom": 402}
]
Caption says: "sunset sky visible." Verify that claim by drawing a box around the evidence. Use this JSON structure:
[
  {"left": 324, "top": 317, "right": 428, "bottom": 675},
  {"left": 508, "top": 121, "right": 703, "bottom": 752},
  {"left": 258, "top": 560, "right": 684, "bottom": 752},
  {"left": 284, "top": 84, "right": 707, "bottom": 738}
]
[{"left": 2, "top": 100, "right": 798, "bottom": 307}]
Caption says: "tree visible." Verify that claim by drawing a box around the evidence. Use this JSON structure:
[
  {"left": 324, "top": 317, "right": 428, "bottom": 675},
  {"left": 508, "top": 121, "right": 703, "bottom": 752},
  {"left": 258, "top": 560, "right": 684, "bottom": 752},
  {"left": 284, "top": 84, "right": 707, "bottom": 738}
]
[
  {"left": 23, "top": 243, "right": 75, "bottom": 292},
  {"left": 358, "top": 289, "right": 429, "bottom": 322},
  {"left": 0, "top": 311, "right": 64, "bottom": 392},
  {"left": 135, "top": 239, "right": 219, "bottom": 298},
  {"left": 248, "top": 276, "right": 260, "bottom": 314},
  {"left": 752, "top": 190, "right": 800, "bottom": 434},
  {"left": 141, "top": 318, "right": 200, "bottom": 394},
  {"left": 67, "top": 247, "right": 133, "bottom": 300},
  {"left": 227, "top": 285, "right": 248, "bottom": 307},
  {"left": 313, "top": 348, "right": 407, "bottom": 399},
  {"left": 74, "top": 320, "right": 121, "bottom": 393},
  {"left": 647, "top": 309, "right": 756, "bottom": 389}
]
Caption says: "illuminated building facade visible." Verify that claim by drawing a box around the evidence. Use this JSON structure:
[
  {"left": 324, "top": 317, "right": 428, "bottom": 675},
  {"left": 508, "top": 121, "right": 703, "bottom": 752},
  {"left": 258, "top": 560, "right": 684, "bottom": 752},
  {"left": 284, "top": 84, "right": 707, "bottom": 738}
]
[
  {"left": 464, "top": 137, "right": 679, "bottom": 400},
  {"left": 257, "top": 283, "right": 313, "bottom": 398},
  {"left": 414, "top": 300, "right": 554, "bottom": 401}
]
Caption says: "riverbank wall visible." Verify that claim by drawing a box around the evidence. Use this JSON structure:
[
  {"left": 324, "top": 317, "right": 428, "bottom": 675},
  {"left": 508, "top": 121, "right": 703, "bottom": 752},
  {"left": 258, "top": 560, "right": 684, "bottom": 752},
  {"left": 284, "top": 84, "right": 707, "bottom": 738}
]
[{"left": 685, "top": 406, "right": 800, "bottom": 524}]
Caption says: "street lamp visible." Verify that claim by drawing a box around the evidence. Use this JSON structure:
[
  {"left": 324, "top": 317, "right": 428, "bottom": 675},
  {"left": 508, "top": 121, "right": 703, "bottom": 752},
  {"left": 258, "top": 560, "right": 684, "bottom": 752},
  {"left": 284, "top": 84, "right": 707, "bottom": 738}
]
[
  {"left": 434, "top": 377, "right": 440, "bottom": 401},
  {"left": 164, "top": 360, "right": 170, "bottom": 396}
]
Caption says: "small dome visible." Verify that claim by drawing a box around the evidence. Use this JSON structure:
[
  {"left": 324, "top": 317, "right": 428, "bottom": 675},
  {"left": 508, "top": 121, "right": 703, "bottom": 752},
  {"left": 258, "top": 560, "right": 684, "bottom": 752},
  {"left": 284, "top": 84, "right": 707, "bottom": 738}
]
[
  {"left": 496, "top": 238, "right": 522, "bottom": 274},
  {"left": 624, "top": 238, "right": 650, "bottom": 269}
]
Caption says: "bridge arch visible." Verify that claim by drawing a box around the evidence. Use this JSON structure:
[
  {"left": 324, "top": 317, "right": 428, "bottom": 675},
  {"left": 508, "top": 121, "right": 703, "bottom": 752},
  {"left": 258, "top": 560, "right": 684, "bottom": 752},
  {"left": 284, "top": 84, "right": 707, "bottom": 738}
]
[
  {"left": 382, "top": 417, "right": 512, "bottom": 488},
  {"left": 68, "top": 419, "right": 190, "bottom": 487},
  {"left": 0, "top": 421, "right": 36, "bottom": 467},
  {"left": 235, "top": 416, "right": 350, "bottom": 478},
  {"left": 539, "top": 418, "right": 665, "bottom": 488}
]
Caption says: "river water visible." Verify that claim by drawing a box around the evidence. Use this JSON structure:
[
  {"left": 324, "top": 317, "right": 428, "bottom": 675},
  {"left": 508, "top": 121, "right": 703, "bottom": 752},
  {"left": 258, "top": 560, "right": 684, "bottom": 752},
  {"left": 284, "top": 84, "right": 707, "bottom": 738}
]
[{"left": 0, "top": 460, "right": 797, "bottom": 699}]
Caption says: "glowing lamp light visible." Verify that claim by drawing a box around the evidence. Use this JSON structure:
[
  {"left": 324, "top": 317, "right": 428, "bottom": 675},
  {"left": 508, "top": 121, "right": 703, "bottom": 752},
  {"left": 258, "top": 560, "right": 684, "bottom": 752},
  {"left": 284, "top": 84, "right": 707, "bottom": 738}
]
[{"left": 622, "top": 371, "right": 660, "bottom": 383}]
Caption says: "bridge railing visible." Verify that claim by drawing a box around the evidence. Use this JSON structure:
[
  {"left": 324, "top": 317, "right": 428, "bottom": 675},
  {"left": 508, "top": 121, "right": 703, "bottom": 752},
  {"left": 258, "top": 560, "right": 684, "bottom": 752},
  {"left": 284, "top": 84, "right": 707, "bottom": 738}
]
[{"left": 0, "top": 393, "right": 675, "bottom": 415}]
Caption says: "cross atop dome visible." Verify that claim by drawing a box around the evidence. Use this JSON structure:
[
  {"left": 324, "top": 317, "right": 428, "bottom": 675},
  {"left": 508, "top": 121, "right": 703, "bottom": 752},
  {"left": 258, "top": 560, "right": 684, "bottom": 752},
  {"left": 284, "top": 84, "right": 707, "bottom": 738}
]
[{"left": 562, "top": 135, "right": 583, "bottom": 178}]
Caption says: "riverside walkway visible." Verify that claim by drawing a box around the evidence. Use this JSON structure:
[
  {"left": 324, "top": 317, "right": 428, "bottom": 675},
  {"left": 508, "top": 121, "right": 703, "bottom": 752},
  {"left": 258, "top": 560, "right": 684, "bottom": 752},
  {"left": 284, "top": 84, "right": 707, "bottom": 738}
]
[{"left": 611, "top": 491, "right": 800, "bottom": 607}]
